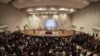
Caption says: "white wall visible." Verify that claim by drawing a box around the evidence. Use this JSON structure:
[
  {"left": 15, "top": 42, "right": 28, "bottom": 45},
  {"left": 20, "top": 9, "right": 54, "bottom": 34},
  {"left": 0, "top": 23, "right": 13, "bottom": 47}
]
[
  {"left": 0, "top": 3, "right": 28, "bottom": 32},
  {"left": 72, "top": 2, "right": 100, "bottom": 35}
]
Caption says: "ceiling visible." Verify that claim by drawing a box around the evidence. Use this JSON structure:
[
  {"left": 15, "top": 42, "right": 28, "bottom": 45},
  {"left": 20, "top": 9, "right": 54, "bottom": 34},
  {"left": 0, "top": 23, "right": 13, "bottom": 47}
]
[
  {"left": 0, "top": 0, "right": 99, "bottom": 14},
  {"left": 0, "top": 0, "right": 91, "bottom": 9}
]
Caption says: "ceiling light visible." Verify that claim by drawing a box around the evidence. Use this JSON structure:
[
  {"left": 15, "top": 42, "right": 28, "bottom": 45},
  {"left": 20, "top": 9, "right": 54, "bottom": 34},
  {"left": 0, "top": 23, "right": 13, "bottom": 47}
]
[
  {"left": 27, "top": 8, "right": 34, "bottom": 12},
  {"left": 70, "top": 8, "right": 75, "bottom": 12},
  {"left": 81, "top": 0, "right": 90, "bottom": 4},
  {"left": 36, "top": 7, "right": 47, "bottom": 11},
  {"left": 58, "top": 8, "right": 69, "bottom": 11},
  {"left": 29, "top": 12, "right": 35, "bottom": 14}
]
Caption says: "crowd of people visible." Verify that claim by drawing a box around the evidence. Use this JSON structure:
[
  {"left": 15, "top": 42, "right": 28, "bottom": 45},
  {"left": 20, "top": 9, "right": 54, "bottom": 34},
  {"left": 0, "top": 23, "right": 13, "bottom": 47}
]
[
  {"left": 0, "top": 31, "right": 99, "bottom": 56},
  {"left": 71, "top": 33, "right": 100, "bottom": 54}
]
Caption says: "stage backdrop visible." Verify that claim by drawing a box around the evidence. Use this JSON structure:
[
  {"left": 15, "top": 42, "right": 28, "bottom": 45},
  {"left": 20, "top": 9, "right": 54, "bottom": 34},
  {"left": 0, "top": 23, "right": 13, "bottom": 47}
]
[{"left": 28, "top": 14, "right": 71, "bottom": 31}]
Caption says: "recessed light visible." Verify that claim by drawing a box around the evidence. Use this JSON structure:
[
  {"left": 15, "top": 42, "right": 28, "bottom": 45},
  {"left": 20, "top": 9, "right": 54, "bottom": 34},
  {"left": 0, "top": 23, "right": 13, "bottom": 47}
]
[
  {"left": 70, "top": 8, "right": 75, "bottom": 12},
  {"left": 36, "top": 7, "right": 47, "bottom": 11},
  {"left": 29, "top": 12, "right": 35, "bottom": 14},
  {"left": 58, "top": 8, "right": 69, "bottom": 11},
  {"left": 27, "top": 8, "right": 33, "bottom": 12}
]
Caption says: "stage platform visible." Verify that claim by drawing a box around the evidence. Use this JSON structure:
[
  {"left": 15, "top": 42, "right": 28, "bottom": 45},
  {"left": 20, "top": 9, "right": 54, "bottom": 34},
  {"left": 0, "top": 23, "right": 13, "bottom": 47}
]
[{"left": 21, "top": 29, "right": 80, "bottom": 37}]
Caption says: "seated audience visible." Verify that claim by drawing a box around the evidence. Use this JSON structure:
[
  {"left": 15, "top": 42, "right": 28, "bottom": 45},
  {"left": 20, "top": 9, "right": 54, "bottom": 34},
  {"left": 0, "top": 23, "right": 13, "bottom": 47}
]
[{"left": 0, "top": 31, "right": 99, "bottom": 56}]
